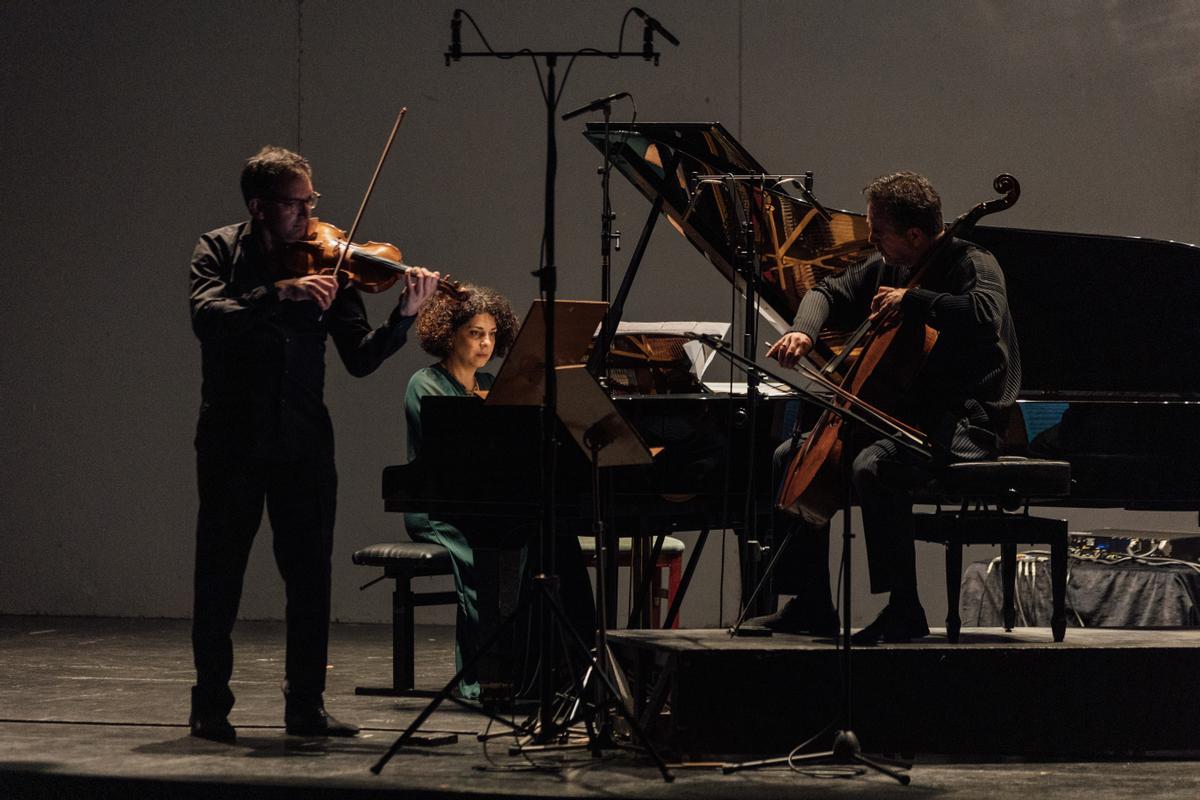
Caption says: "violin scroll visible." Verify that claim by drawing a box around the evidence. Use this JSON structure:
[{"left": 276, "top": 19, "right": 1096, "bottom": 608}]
[{"left": 436, "top": 275, "right": 472, "bottom": 302}]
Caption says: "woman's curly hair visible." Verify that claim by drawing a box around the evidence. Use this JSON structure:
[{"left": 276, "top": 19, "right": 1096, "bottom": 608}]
[{"left": 416, "top": 284, "right": 519, "bottom": 360}]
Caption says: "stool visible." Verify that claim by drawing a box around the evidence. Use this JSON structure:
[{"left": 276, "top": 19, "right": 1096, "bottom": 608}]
[
  {"left": 351, "top": 542, "right": 458, "bottom": 697},
  {"left": 913, "top": 458, "right": 1071, "bottom": 642},
  {"left": 578, "top": 535, "right": 685, "bottom": 628}
]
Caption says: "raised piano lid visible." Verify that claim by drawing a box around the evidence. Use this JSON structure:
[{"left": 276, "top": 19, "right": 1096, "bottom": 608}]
[
  {"left": 585, "top": 121, "right": 1200, "bottom": 401},
  {"left": 584, "top": 121, "right": 872, "bottom": 341}
]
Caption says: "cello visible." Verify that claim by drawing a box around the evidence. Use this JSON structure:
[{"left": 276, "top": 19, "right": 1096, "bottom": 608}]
[{"left": 776, "top": 174, "right": 1021, "bottom": 525}]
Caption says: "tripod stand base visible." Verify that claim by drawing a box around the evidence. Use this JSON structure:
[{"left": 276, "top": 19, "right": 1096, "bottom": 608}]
[
  {"left": 789, "top": 730, "right": 911, "bottom": 784},
  {"left": 722, "top": 729, "right": 910, "bottom": 783},
  {"left": 372, "top": 578, "right": 674, "bottom": 782},
  {"left": 728, "top": 625, "right": 772, "bottom": 638}
]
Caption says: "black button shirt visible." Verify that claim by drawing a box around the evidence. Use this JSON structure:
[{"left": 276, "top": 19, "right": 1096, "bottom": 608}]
[{"left": 190, "top": 221, "right": 415, "bottom": 461}]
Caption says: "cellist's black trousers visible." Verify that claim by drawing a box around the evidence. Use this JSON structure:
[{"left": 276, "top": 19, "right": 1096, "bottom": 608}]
[
  {"left": 191, "top": 445, "right": 337, "bottom": 718},
  {"left": 772, "top": 433, "right": 931, "bottom": 608}
]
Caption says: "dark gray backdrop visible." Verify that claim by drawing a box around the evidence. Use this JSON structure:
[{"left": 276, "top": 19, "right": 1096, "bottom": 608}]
[{"left": 3, "top": 0, "right": 1197, "bottom": 627}]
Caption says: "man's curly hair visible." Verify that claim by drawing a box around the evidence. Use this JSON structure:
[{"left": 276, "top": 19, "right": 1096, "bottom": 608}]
[
  {"left": 416, "top": 285, "right": 519, "bottom": 360},
  {"left": 863, "top": 171, "right": 943, "bottom": 236}
]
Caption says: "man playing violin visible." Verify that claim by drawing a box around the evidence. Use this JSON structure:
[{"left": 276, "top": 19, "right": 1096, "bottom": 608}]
[
  {"left": 758, "top": 171, "right": 1021, "bottom": 644},
  {"left": 187, "top": 145, "right": 439, "bottom": 741}
]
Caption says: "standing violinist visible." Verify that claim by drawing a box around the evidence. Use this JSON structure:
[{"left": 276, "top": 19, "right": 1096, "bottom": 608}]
[
  {"left": 187, "top": 145, "right": 439, "bottom": 741},
  {"left": 757, "top": 171, "right": 1020, "bottom": 644}
]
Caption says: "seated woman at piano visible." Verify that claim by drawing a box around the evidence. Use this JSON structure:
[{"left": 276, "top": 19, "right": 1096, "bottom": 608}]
[{"left": 405, "top": 287, "right": 595, "bottom": 699}]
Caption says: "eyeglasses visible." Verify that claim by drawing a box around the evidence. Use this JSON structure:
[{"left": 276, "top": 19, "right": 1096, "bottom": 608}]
[{"left": 270, "top": 191, "right": 320, "bottom": 212}]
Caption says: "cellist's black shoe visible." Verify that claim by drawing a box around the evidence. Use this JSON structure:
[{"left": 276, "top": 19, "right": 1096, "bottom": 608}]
[
  {"left": 850, "top": 604, "right": 929, "bottom": 645},
  {"left": 746, "top": 598, "right": 840, "bottom": 636},
  {"left": 189, "top": 713, "right": 236, "bottom": 743},
  {"left": 284, "top": 705, "right": 360, "bottom": 737}
]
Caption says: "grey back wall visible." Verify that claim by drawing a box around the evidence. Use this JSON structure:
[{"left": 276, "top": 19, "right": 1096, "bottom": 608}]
[{"left": 3, "top": 0, "right": 1198, "bottom": 627}]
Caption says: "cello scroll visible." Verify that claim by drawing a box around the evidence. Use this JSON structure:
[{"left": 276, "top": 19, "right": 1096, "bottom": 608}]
[{"left": 952, "top": 173, "right": 1020, "bottom": 237}]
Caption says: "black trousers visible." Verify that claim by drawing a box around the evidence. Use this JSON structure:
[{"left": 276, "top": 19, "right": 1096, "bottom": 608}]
[
  {"left": 191, "top": 444, "right": 337, "bottom": 716},
  {"left": 772, "top": 432, "right": 932, "bottom": 609}
]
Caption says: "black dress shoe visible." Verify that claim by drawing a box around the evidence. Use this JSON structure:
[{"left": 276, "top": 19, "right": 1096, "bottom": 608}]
[
  {"left": 850, "top": 604, "right": 930, "bottom": 645},
  {"left": 746, "top": 598, "right": 840, "bottom": 636},
  {"left": 284, "top": 706, "right": 360, "bottom": 737},
  {"left": 189, "top": 713, "right": 236, "bottom": 743}
]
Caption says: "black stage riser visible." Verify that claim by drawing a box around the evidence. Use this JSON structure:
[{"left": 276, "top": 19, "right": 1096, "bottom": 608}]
[{"left": 609, "top": 629, "right": 1200, "bottom": 758}]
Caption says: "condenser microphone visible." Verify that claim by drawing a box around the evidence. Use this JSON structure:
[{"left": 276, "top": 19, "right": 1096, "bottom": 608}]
[
  {"left": 561, "top": 91, "right": 630, "bottom": 121},
  {"left": 633, "top": 8, "right": 680, "bottom": 46}
]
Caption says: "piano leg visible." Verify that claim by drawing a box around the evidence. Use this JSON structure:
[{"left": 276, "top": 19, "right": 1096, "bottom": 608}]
[
  {"left": 1050, "top": 534, "right": 1068, "bottom": 642},
  {"left": 739, "top": 532, "right": 772, "bottom": 618},
  {"left": 628, "top": 531, "right": 667, "bottom": 629},
  {"left": 1001, "top": 542, "right": 1017, "bottom": 632},
  {"left": 627, "top": 519, "right": 654, "bottom": 629},
  {"left": 602, "top": 517, "right": 619, "bottom": 629},
  {"left": 663, "top": 526, "right": 708, "bottom": 630},
  {"left": 945, "top": 542, "right": 963, "bottom": 643},
  {"left": 473, "top": 544, "right": 524, "bottom": 697}
]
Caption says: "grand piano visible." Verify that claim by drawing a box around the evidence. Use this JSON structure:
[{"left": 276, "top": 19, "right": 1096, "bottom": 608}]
[
  {"left": 576, "top": 121, "right": 1200, "bottom": 512},
  {"left": 382, "top": 122, "right": 1200, "bottom": 633}
]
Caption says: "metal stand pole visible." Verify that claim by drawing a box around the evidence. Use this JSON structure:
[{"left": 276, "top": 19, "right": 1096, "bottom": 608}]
[
  {"left": 369, "top": 15, "right": 677, "bottom": 781},
  {"left": 726, "top": 470, "right": 910, "bottom": 784}
]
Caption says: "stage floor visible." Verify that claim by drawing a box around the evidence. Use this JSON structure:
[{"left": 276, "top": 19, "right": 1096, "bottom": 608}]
[{"left": 3, "top": 615, "right": 1200, "bottom": 799}]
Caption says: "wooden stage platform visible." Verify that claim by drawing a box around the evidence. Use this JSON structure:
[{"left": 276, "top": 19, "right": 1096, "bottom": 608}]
[
  {"left": 609, "top": 626, "right": 1200, "bottom": 759},
  {"left": 3, "top": 615, "right": 1200, "bottom": 799}
]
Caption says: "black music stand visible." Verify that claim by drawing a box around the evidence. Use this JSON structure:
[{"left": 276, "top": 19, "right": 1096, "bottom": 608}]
[
  {"left": 691, "top": 335, "right": 921, "bottom": 785},
  {"left": 487, "top": 299, "right": 606, "bottom": 716},
  {"left": 372, "top": 302, "right": 673, "bottom": 782},
  {"left": 491, "top": 304, "right": 664, "bottom": 763},
  {"left": 548, "top": 363, "right": 655, "bottom": 754}
]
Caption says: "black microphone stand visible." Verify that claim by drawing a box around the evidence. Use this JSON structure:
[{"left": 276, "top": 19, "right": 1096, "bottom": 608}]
[
  {"left": 724, "top": 174, "right": 768, "bottom": 621},
  {"left": 597, "top": 101, "right": 619, "bottom": 327},
  {"left": 695, "top": 173, "right": 833, "bottom": 622},
  {"left": 369, "top": 10, "right": 675, "bottom": 779},
  {"left": 689, "top": 336, "right": 923, "bottom": 785},
  {"left": 562, "top": 91, "right": 628, "bottom": 388},
  {"left": 560, "top": 93, "right": 625, "bottom": 746},
  {"left": 444, "top": 9, "right": 663, "bottom": 748}
]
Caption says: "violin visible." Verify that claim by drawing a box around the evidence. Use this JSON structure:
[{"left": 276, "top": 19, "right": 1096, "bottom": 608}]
[{"left": 277, "top": 218, "right": 471, "bottom": 301}]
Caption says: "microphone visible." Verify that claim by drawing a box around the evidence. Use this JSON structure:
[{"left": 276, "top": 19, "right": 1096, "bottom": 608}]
[
  {"left": 633, "top": 8, "right": 680, "bottom": 46},
  {"left": 561, "top": 91, "right": 630, "bottom": 121},
  {"left": 449, "top": 11, "right": 462, "bottom": 61}
]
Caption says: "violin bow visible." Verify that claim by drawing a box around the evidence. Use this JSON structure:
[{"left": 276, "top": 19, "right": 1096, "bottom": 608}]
[{"left": 330, "top": 106, "right": 409, "bottom": 281}]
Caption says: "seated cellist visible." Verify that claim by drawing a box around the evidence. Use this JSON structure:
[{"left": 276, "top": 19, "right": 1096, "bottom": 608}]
[{"left": 753, "top": 171, "right": 1021, "bottom": 644}]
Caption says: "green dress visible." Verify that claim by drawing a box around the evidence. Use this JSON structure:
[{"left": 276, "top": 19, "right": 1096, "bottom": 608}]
[{"left": 403, "top": 364, "right": 495, "bottom": 698}]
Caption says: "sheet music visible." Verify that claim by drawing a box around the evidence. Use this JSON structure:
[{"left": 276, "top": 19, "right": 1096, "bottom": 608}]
[
  {"left": 700, "top": 380, "right": 795, "bottom": 397},
  {"left": 613, "top": 321, "right": 730, "bottom": 381}
]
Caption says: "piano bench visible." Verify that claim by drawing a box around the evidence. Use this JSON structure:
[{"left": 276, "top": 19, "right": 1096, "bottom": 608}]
[
  {"left": 578, "top": 535, "right": 685, "bottom": 629},
  {"left": 913, "top": 458, "right": 1072, "bottom": 643},
  {"left": 351, "top": 542, "right": 458, "bottom": 698}
]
